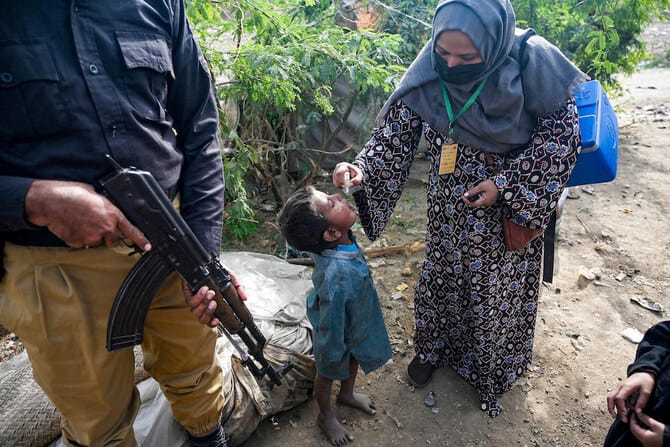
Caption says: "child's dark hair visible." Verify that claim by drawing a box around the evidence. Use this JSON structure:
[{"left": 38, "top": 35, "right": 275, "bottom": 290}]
[{"left": 276, "top": 186, "right": 332, "bottom": 253}]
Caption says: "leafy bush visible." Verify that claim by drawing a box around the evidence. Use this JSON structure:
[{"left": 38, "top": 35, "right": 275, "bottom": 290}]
[
  {"left": 512, "top": 0, "right": 670, "bottom": 89},
  {"left": 187, "top": 0, "right": 405, "bottom": 239}
]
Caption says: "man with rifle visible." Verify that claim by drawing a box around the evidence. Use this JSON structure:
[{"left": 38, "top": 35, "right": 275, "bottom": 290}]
[{"left": 0, "top": 2, "right": 242, "bottom": 446}]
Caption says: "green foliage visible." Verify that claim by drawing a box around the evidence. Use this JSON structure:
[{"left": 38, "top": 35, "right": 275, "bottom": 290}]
[
  {"left": 511, "top": 0, "right": 670, "bottom": 89},
  {"left": 186, "top": 0, "right": 405, "bottom": 240},
  {"left": 371, "top": 0, "right": 433, "bottom": 64},
  {"left": 221, "top": 138, "right": 260, "bottom": 239}
]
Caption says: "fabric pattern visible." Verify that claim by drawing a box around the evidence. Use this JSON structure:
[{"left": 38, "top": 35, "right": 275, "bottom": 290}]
[
  {"left": 353, "top": 99, "right": 580, "bottom": 416},
  {"left": 307, "top": 241, "right": 393, "bottom": 381}
]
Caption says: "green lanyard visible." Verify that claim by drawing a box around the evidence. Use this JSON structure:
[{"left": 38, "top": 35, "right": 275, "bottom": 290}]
[{"left": 440, "top": 77, "right": 488, "bottom": 135}]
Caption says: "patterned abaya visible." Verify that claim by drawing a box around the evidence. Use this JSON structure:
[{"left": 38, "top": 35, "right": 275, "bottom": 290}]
[{"left": 352, "top": 98, "right": 580, "bottom": 416}]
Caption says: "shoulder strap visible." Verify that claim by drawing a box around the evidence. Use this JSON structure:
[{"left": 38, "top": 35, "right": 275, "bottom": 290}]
[{"left": 518, "top": 28, "right": 536, "bottom": 70}]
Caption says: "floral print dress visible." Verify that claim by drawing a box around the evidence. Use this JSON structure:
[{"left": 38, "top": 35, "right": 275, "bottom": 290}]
[{"left": 352, "top": 99, "right": 580, "bottom": 416}]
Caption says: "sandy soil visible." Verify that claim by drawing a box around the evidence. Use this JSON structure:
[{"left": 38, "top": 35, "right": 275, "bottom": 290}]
[
  {"left": 235, "top": 67, "right": 670, "bottom": 447},
  {"left": 2, "top": 31, "right": 669, "bottom": 447}
]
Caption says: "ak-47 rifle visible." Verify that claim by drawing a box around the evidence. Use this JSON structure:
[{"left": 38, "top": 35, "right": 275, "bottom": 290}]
[{"left": 99, "top": 156, "right": 286, "bottom": 387}]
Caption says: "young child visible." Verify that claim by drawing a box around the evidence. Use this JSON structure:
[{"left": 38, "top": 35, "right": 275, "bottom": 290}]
[{"left": 277, "top": 186, "right": 393, "bottom": 446}]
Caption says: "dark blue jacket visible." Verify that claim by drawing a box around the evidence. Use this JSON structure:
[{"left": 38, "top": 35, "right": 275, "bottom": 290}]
[
  {"left": 0, "top": 0, "right": 224, "bottom": 253},
  {"left": 628, "top": 321, "right": 670, "bottom": 446},
  {"left": 604, "top": 321, "right": 670, "bottom": 446}
]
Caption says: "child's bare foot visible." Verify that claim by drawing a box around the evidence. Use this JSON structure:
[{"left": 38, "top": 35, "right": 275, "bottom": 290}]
[
  {"left": 318, "top": 413, "right": 353, "bottom": 446},
  {"left": 336, "top": 392, "right": 377, "bottom": 415}
]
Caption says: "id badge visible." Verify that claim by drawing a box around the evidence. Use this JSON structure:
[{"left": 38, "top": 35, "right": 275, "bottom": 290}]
[{"left": 438, "top": 143, "right": 458, "bottom": 175}]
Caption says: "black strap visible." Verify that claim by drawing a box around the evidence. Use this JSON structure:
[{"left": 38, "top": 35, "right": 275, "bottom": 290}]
[
  {"left": 518, "top": 28, "right": 536, "bottom": 70},
  {"left": 542, "top": 212, "right": 557, "bottom": 283},
  {"left": 519, "top": 28, "right": 557, "bottom": 283}
]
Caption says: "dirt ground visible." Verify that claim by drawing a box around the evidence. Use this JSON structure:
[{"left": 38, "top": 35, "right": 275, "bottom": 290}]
[
  {"left": 237, "top": 68, "right": 670, "bottom": 447},
  {"left": 2, "top": 27, "right": 669, "bottom": 447}
]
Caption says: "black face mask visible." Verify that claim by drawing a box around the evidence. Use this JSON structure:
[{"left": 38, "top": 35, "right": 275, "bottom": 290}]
[{"left": 433, "top": 54, "right": 485, "bottom": 85}]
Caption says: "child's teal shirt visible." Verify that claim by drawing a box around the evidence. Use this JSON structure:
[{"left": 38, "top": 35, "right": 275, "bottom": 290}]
[{"left": 307, "top": 236, "right": 392, "bottom": 380}]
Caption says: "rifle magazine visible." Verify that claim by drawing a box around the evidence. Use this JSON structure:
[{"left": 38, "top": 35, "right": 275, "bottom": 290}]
[{"left": 106, "top": 250, "right": 172, "bottom": 351}]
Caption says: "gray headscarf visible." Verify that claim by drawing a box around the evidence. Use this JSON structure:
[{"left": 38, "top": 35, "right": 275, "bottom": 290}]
[{"left": 377, "top": 0, "right": 588, "bottom": 153}]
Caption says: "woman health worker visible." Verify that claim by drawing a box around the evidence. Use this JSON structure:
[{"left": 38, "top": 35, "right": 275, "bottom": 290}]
[{"left": 333, "top": 0, "right": 587, "bottom": 416}]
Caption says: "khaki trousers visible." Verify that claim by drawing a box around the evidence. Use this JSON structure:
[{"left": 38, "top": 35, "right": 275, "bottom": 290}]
[{"left": 0, "top": 242, "right": 224, "bottom": 446}]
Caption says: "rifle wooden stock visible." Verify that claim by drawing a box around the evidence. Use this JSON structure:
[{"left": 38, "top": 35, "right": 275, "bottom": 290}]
[{"left": 99, "top": 156, "right": 283, "bottom": 386}]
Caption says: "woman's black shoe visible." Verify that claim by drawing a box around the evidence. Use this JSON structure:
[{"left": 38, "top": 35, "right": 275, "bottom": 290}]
[{"left": 407, "top": 356, "right": 434, "bottom": 388}]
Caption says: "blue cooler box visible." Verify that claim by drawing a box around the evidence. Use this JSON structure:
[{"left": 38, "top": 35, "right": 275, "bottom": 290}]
[{"left": 566, "top": 80, "right": 619, "bottom": 187}]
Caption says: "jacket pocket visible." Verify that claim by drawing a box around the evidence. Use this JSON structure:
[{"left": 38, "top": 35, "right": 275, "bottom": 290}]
[
  {"left": 0, "top": 41, "right": 64, "bottom": 137},
  {"left": 116, "top": 32, "right": 173, "bottom": 121}
]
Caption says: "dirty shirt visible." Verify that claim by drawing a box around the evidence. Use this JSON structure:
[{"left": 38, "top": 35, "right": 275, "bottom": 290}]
[
  {"left": 352, "top": 99, "right": 580, "bottom": 416},
  {"left": 307, "top": 240, "right": 392, "bottom": 381}
]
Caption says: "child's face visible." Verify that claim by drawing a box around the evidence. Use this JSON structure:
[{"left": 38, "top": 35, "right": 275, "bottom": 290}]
[{"left": 310, "top": 187, "right": 358, "bottom": 234}]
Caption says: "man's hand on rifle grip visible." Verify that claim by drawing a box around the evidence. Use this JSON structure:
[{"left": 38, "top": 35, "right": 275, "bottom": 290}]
[
  {"left": 182, "top": 268, "right": 248, "bottom": 328},
  {"left": 183, "top": 282, "right": 220, "bottom": 328},
  {"left": 227, "top": 269, "right": 248, "bottom": 301},
  {"left": 25, "top": 179, "right": 151, "bottom": 250}
]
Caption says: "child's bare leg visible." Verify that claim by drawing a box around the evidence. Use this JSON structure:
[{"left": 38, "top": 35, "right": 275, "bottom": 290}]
[
  {"left": 315, "top": 373, "right": 353, "bottom": 446},
  {"left": 336, "top": 357, "right": 377, "bottom": 415}
]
